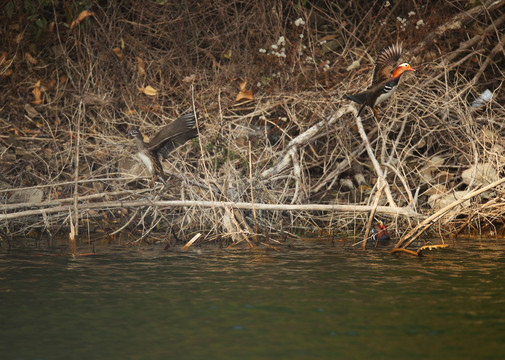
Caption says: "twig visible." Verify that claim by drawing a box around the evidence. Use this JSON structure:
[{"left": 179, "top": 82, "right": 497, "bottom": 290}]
[
  {"left": 313, "top": 127, "right": 378, "bottom": 193},
  {"left": 260, "top": 105, "right": 354, "bottom": 179},
  {"left": 353, "top": 110, "right": 397, "bottom": 207},
  {"left": 382, "top": 162, "right": 414, "bottom": 204},
  {"left": 395, "top": 177, "right": 505, "bottom": 249},
  {"left": 182, "top": 233, "right": 202, "bottom": 250},
  {"left": 248, "top": 141, "right": 258, "bottom": 234},
  {"left": 70, "top": 106, "right": 82, "bottom": 255},
  {"left": 441, "top": 12, "right": 505, "bottom": 66},
  {"left": 408, "top": 0, "right": 505, "bottom": 56},
  {"left": 222, "top": 205, "right": 253, "bottom": 246},
  {"left": 109, "top": 208, "right": 139, "bottom": 235},
  {"left": 472, "top": 31, "right": 505, "bottom": 84},
  {"left": 362, "top": 182, "right": 385, "bottom": 250}
]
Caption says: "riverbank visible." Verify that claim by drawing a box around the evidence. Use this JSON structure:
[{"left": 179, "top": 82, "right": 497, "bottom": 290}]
[{"left": 1, "top": 1, "right": 505, "bottom": 252}]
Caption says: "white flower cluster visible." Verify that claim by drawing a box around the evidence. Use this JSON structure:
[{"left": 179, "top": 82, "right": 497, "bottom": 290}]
[
  {"left": 271, "top": 36, "right": 287, "bottom": 58},
  {"left": 396, "top": 16, "right": 408, "bottom": 31},
  {"left": 256, "top": 16, "right": 331, "bottom": 77},
  {"left": 408, "top": 11, "right": 416, "bottom": 17},
  {"left": 384, "top": 1, "right": 390, "bottom": 7},
  {"left": 416, "top": 19, "right": 425, "bottom": 29},
  {"left": 259, "top": 36, "right": 287, "bottom": 58},
  {"left": 298, "top": 43, "right": 307, "bottom": 56},
  {"left": 294, "top": 18, "right": 305, "bottom": 27}
]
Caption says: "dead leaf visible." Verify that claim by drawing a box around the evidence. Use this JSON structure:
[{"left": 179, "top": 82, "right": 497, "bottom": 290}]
[
  {"left": 95, "top": 150, "right": 107, "bottom": 161},
  {"left": 222, "top": 50, "right": 232, "bottom": 59},
  {"left": 59, "top": 74, "right": 68, "bottom": 84},
  {"left": 235, "top": 79, "right": 254, "bottom": 102},
  {"left": 0, "top": 52, "right": 11, "bottom": 76},
  {"left": 69, "top": 211, "right": 76, "bottom": 247},
  {"left": 48, "top": 21, "right": 55, "bottom": 33},
  {"left": 26, "top": 52, "right": 38, "bottom": 65},
  {"left": 182, "top": 74, "right": 198, "bottom": 83},
  {"left": 136, "top": 57, "right": 146, "bottom": 76},
  {"left": 24, "top": 104, "right": 39, "bottom": 118},
  {"left": 0, "top": 52, "right": 7, "bottom": 65},
  {"left": 42, "top": 79, "right": 56, "bottom": 91},
  {"left": 32, "top": 80, "right": 43, "bottom": 105},
  {"left": 139, "top": 85, "right": 157, "bottom": 96},
  {"left": 15, "top": 33, "right": 22, "bottom": 44},
  {"left": 70, "top": 10, "right": 94, "bottom": 30},
  {"left": 124, "top": 109, "right": 137, "bottom": 115},
  {"left": 112, "top": 47, "right": 123, "bottom": 60}
]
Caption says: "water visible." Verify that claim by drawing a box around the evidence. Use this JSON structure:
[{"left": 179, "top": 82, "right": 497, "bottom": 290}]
[{"left": 1, "top": 239, "right": 504, "bottom": 360}]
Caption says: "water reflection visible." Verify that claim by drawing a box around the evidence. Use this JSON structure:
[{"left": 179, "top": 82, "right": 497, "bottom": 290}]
[{"left": 1, "top": 239, "right": 505, "bottom": 360}]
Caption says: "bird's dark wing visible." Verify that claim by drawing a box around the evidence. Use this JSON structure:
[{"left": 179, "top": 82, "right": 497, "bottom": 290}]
[
  {"left": 147, "top": 113, "right": 197, "bottom": 158},
  {"left": 345, "top": 76, "right": 400, "bottom": 109},
  {"left": 372, "top": 43, "right": 403, "bottom": 84},
  {"left": 155, "top": 129, "right": 198, "bottom": 159}
]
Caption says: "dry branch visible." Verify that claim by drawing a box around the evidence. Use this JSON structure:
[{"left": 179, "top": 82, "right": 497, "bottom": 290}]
[
  {"left": 472, "top": 31, "right": 505, "bottom": 83},
  {"left": 441, "top": 12, "right": 505, "bottom": 66},
  {"left": 409, "top": 0, "right": 505, "bottom": 56},
  {"left": 394, "top": 177, "right": 505, "bottom": 249},
  {"left": 0, "top": 199, "right": 423, "bottom": 221},
  {"left": 2, "top": 1, "right": 505, "bottom": 245},
  {"left": 260, "top": 105, "right": 354, "bottom": 179},
  {"left": 353, "top": 110, "right": 397, "bottom": 207}
]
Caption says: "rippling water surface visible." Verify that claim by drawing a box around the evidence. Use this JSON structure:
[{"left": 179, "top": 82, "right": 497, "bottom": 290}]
[{"left": 1, "top": 239, "right": 504, "bottom": 359}]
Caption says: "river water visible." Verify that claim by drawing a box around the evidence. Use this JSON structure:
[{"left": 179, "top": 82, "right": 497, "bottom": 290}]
[{"left": 1, "top": 239, "right": 504, "bottom": 359}]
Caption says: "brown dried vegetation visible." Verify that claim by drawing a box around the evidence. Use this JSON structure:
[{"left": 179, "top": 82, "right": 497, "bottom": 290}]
[{"left": 1, "top": 0, "right": 505, "bottom": 248}]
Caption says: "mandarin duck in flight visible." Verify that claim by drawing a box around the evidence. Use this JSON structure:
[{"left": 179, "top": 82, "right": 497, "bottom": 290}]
[
  {"left": 127, "top": 112, "right": 198, "bottom": 187},
  {"left": 345, "top": 43, "right": 415, "bottom": 117}
]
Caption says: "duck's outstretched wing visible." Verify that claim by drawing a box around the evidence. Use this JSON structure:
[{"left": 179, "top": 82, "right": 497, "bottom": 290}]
[
  {"left": 148, "top": 113, "right": 198, "bottom": 159},
  {"left": 372, "top": 43, "right": 403, "bottom": 84}
]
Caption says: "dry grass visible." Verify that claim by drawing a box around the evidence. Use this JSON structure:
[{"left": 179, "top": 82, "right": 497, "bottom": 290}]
[{"left": 1, "top": 0, "right": 505, "bottom": 246}]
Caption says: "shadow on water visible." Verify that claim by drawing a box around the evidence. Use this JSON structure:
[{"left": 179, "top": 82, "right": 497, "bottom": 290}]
[{"left": 1, "top": 239, "right": 505, "bottom": 360}]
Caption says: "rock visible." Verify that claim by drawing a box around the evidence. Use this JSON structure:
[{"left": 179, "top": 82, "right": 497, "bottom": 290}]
[
  {"left": 461, "top": 162, "right": 499, "bottom": 187},
  {"left": 353, "top": 173, "right": 367, "bottom": 186},
  {"left": 339, "top": 178, "right": 354, "bottom": 191},
  {"left": 424, "top": 184, "right": 447, "bottom": 196},
  {"left": 8, "top": 188, "right": 44, "bottom": 204},
  {"left": 419, "top": 155, "right": 445, "bottom": 183},
  {"left": 428, "top": 190, "right": 471, "bottom": 212},
  {"left": 346, "top": 60, "right": 360, "bottom": 71}
]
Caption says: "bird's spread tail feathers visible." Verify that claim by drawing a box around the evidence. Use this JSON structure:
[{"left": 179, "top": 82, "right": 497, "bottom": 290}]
[
  {"left": 345, "top": 93, "right": 369, "bottom": 117},
  {"left": 345, "top": 93, "right": 367, "bottom": 105},
  {"left": 344, "top": 94, "right": 368, "bottom": 117}
]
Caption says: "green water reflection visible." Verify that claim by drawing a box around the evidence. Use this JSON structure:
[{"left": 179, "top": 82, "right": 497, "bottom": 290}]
[{"left": 1, "top": 240, "right": 504, "bottom": 359}]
